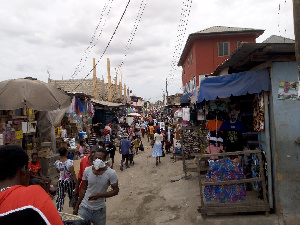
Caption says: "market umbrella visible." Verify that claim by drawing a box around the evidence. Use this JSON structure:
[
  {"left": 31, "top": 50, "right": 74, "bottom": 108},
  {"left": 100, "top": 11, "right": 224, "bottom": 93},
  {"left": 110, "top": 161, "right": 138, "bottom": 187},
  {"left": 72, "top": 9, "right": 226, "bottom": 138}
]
[
  {"left": 127, "top": 112, "right": 141, "bottom": 117},
  {"left": 0, "top": 78, "right": 71, "bottom": 111}
]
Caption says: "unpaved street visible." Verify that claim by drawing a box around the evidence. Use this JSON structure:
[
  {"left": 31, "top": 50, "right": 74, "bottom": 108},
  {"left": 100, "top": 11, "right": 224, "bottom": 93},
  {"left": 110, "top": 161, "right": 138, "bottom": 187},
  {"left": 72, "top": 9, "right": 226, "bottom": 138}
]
[{"left": 59, "top": 135, "right": 200, "bottom": 225}]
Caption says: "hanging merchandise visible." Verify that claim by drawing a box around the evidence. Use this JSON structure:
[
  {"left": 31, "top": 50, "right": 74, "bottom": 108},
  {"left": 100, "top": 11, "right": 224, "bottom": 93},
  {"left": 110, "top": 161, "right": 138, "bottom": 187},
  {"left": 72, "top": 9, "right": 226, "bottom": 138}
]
[
  {"left": 182, "top": 108, "right": 190, "bottom": 121},
  {"left": 205, "top": 142, "right": 224, "bottom": 160},
  {"left": 208, "top": 100, "right": 227, "bottom": 112},
  {"left": 90, "top": 103, "right": 95, "bottom": 118},
  {"left": 76, "top": 98, "right": 84, "bottom": 115},
  {"left": 180, "top": 127, "right": 208, "bottom": 154},
  {"left": 66, "top": 96, "right": 76, "bottom": 114},
  {"left": 253, "top": 93, "right": 265, "bottom": 131},
  {"left": 219, "top": 110, "right": 246, "bottom": 152}
]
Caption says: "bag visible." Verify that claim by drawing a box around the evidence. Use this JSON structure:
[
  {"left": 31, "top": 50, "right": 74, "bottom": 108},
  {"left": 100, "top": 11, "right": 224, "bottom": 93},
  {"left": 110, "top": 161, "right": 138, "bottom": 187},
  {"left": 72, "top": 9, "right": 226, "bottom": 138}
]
[
  {"left": 69, "top": 194, "right": 78, "bottom": 208},
  {"left": 150, "top": 139, "right": 155, "bottom": 146},
  {"left": 139, "top": 142, "right": 144, "bottom": 151}
]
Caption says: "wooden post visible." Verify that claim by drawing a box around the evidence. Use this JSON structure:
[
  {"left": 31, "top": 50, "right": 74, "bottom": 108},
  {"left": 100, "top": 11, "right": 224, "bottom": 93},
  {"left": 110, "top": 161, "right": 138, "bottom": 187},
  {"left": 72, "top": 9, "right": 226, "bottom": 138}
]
[
  {"left": 119, "top": 81, "right": 122, "bottom": 100},
  {"left": 107, "top": 58, "right": 112, "bottom": 101},
  {"left": 114, "top": 68, "right": 117, "bottom": 101},
  {"left": 93, "top": 58, "right": 98, "bottom": 100},
  {"left": 123, "top": 84, "right": 126, "bottom": 100}
]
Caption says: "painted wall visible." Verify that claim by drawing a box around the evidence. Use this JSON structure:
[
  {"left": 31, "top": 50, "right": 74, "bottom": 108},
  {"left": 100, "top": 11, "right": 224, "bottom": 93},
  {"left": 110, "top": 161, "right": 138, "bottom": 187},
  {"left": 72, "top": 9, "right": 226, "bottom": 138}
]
[
  {"left": 269, "top": 61, "right": 300, "bottom": 214},
  {"left": 182, "top": 34, "right": 257, "bottom": 86}
]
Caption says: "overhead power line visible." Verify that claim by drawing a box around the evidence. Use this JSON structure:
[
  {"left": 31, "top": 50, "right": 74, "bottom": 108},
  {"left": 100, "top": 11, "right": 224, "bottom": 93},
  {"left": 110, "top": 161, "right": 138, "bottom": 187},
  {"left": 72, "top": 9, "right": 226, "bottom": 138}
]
[
  {"left": 72, "top": 0, "right": 132, "bottom": 92},
  {"left": 71, "top": 0, "right": 114, "bottom": 79},
  {"left": 117, "top": 0, "right": 148, "bottom": 71},
  {"left": 167, "top": 0, "right": 193, "bottom": 89}
]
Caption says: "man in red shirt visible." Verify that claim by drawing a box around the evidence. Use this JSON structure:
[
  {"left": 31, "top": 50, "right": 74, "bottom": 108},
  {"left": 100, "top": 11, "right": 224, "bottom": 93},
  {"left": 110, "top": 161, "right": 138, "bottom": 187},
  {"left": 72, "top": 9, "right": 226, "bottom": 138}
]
[
  {"left": 74, "top": 145, "right": 99, "bottom": 196},
  {"left": 28, "top": 152, "right": 51, "bottom": 193},
  {"left": 0, "top": 145, "right": 63, "bottom": 225}
]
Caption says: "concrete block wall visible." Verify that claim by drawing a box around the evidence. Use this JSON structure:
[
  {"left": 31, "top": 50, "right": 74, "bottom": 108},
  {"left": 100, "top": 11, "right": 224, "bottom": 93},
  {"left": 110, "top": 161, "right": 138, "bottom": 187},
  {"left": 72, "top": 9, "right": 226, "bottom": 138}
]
[{"left": 49, "top": 78, "right": 112, "bottom": 101}]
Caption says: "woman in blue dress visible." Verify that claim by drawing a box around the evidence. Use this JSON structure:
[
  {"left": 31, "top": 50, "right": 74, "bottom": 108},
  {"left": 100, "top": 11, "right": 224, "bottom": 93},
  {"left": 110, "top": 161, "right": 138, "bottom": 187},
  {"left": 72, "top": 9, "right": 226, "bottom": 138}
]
[{"left": 152, "top": 128, "right": 163, "bottom": 166}]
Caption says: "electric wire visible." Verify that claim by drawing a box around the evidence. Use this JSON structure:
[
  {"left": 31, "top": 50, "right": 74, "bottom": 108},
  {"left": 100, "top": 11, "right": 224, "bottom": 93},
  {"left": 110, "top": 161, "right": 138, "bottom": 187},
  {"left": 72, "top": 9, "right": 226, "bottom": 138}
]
[
  {"left": 117, "top": 0, "right": 148, "bottom": 71},
  {"left": 167, "top": 0, "right": 192, "bottom": 91},
  {"left": 71, "top": 0, "right": 132, "bottom": 92},
  {"left": 71, "top": 0, "right": 114, "bottom": 79}
]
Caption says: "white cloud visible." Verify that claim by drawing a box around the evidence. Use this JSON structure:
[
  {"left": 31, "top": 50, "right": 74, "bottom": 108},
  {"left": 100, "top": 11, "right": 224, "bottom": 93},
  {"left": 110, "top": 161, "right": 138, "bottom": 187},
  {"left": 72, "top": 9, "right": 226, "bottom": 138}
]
[{"left": 0, "top": 0, "right": 295, "bottom": 101}]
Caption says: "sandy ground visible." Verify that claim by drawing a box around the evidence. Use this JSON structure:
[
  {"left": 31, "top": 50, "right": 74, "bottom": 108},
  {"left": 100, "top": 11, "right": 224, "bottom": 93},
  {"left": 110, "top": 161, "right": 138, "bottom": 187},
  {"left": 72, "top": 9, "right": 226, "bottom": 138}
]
[{"left": 54, "top": 135, "right": 201, "bottom": 225}]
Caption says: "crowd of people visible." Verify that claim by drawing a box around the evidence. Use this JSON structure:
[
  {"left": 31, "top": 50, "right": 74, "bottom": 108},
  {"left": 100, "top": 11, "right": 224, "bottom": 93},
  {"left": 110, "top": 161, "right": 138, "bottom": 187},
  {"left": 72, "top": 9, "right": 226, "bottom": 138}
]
[{"left": 0, "top": 111, "right": 177, "bottom": 225}]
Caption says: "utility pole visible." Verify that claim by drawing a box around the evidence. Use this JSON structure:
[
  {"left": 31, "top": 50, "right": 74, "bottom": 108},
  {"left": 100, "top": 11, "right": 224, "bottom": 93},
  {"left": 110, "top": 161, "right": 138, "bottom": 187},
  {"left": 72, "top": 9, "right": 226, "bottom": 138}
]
[
  {"left": 107, "top": 58, "right": 112, "bottom": 101},
  {"left": 166, "top": 78, "right": 168, "bottom": 105},
  {"left": 93, "top": 58, "right": 98, "bottom": 100},
  {"left": 293, "top": 0, "right": 300, "bottom": 80}
]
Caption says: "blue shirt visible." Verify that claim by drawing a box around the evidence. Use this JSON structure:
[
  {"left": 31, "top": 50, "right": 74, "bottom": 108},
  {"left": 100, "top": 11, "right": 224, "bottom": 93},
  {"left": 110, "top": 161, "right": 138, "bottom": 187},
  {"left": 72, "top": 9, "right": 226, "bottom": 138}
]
[{"left": 120, "top": 138, "right": 131, "bottom": 155}]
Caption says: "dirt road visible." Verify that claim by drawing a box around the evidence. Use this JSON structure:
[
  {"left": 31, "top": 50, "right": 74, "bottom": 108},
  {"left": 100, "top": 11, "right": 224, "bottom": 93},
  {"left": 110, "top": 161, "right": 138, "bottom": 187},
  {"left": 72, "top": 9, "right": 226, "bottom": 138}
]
[{"left": 59, "top": 135, "right": 201, "bottom": 225}]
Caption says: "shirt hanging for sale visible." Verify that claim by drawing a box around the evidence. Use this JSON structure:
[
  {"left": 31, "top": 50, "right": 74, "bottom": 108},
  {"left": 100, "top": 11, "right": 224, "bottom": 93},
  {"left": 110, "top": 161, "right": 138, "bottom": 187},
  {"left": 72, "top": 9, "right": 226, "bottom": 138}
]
[
  {"left": 206, "top": 119, "right": 223, "bottom": 143},
  {"left": 219, "top": 120, "right": 246, "bottom": 152},
  {"left": 182, "top": 108, "right": 190, "bottom": 121}
]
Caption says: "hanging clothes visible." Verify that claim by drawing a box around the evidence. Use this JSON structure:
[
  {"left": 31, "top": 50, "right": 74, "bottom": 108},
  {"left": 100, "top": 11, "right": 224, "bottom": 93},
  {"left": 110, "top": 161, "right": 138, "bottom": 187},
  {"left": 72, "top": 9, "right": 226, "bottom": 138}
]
[
  {"left": 219, "top": 120, "right": 246, "bottom": 152},
  {"left": 205, "top": 142, "right": 224, "bottom": 159},
  {"left": 253, "top": 93, "right": 265, "bottom": 131},
  {"left": 182, "top": 108, "right": 190, "bottom": 121},
  {"left": 76, "top": 98, "right": 84, "bottom": 115}
]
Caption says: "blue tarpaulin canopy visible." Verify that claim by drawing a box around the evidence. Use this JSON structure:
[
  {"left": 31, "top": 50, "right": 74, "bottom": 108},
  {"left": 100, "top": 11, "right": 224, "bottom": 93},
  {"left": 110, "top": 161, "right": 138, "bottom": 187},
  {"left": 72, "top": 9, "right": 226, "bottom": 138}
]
[
  {"left": 197, "top": 68, "right": 270, "bottom": 102},
  {"left": 180, "top": 92, "right": 193, "bottom": 104}
]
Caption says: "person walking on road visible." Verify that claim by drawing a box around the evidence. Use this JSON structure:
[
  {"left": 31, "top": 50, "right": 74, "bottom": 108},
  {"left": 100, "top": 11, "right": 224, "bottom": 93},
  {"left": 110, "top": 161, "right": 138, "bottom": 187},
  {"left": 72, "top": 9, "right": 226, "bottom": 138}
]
[
  {"left": 73, "top": 145, "right": 99, "bottom": 199},
  {"left": 119, "top": 134, "right": 131, "bottom": 171},
  {"left": 74, "top": 149, "right": 119, "bottom": 225},
  {"left": 152, "top": 128, "right": 163, "bottom": 166},
  {"left": 54, "top": 147, "right": 78, "bottom": 212},
  {"left": 149, "top": 123, "right": 155, "bottom": 147}
]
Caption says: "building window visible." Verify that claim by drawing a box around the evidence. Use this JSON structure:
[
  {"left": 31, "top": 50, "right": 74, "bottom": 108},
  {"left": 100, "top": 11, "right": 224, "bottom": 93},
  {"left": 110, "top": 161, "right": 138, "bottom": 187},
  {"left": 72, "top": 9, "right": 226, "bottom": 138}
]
[
  {"left": 218, "top": 42, "right": 229, "bottom": 57},
  {"left": 188, "top": 57, "right": 190, "bottom": 68},
  {"left": 191, "top": 51, "right": 193, "bottom": 64}
]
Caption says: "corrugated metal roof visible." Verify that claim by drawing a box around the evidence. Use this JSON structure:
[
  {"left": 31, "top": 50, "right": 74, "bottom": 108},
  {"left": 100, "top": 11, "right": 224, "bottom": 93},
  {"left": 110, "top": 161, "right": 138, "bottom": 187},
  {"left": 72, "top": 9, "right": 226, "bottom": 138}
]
[
  {"left": 212, "top": 43, "right": 295, "bottom": 76},
  {"left": 193, "top": 26, "right": 262, "bottom": 34},
  {"left": 91, "top": 99, "right": 123, "bottom": 107},
  {"left": 262, "top": 35, "right": 295, "bottom": 43},
  {"left": 178, "top": 26, "right": 264, "bottom": 66}
]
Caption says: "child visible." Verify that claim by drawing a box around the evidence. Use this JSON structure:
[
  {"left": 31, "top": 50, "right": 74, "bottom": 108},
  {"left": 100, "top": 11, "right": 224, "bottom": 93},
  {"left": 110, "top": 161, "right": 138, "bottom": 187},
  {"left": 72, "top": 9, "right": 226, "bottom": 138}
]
[
  {"left": 134, "top": 136, "right": 140, "bottom": 155},
  {"left": 129, "top": 141, "right": 136, "bottom": 165}
]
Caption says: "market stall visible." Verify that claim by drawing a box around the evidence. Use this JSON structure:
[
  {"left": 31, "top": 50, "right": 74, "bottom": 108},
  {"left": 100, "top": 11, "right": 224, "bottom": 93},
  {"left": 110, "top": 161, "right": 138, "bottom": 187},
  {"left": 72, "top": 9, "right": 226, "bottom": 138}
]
[
  {"left": 0, "top": 78, "right": 71, "bottom": 158},
  {"left": 197, "top": 150, "right": 270, "bottom": 218},
  {"left": 190, "top": 69, "right": 272, "bottom": 217},
  {"left": 0, "top": 78, "right": 73, "bottom": 181},
  {"left": 180, "top": 126, "right": 208, "bottom": 177}
]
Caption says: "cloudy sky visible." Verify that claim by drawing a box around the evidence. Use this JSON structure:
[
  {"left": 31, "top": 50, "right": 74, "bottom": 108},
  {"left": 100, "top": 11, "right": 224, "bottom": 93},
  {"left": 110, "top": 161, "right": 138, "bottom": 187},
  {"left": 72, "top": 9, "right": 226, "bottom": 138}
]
[{"left": 0, "top": 0, "right": 295, "bottom": 102}]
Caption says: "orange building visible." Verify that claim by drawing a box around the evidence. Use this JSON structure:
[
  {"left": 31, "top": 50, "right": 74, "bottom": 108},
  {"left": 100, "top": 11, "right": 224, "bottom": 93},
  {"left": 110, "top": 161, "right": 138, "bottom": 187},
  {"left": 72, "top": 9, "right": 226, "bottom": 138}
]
[{"left": 177, "top": 26, "right": 264, "bottom": 93}]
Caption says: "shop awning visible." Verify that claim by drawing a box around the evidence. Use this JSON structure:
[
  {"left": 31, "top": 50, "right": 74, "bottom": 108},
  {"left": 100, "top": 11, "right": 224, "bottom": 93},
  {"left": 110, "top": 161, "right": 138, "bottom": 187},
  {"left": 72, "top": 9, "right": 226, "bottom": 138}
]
[
  {"left": 180, "top": 92, "right": 192, "bottom": 104},
  {"left": 91, "top": 99, "right": 123, "bottom": 107},
  {"left": 197, "top": 68, "right": 270, "bottom": 102}
]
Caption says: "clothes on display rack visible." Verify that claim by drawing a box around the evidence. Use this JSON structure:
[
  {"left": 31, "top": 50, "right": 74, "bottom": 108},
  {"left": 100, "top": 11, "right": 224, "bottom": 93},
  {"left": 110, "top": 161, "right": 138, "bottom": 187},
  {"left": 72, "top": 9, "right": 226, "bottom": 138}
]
[
  {"left": 219, "top": 119, "right": 246, "bottom": 152},
  {"left": 205, "top": 142, "right": 224, "bottom": 159},
  {"left": 204, "top": 158, "right": 247, "bottom": 203}
]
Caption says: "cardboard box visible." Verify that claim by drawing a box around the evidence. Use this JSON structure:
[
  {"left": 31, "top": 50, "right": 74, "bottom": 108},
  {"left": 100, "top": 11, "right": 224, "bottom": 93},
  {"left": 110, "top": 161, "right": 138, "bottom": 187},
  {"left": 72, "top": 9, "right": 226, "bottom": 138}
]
[{"left": 38, "top": 149, "right": 51, "bottom": 158}]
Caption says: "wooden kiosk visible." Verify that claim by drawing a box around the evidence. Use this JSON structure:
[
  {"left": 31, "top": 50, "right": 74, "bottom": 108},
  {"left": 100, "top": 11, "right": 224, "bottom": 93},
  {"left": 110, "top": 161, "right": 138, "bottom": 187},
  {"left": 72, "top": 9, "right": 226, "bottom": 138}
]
[{"left": 197, "top": 150, "right": 270, "bottom": 219}]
